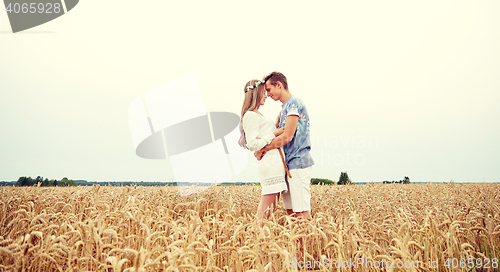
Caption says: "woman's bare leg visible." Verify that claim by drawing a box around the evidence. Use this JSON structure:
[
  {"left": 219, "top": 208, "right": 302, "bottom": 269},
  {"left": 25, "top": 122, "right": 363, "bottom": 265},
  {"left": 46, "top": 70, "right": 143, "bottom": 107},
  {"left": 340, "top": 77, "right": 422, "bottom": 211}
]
[{"left": 256, "top": 193, "right": 280, "bottom": 220}]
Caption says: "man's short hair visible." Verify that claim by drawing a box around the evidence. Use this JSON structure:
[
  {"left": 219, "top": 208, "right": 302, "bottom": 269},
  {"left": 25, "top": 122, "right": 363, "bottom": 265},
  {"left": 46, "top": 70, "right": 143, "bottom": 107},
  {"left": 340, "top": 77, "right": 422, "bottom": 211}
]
[{"left": 264, "top": 71, "right": 288, "bottom": 90}]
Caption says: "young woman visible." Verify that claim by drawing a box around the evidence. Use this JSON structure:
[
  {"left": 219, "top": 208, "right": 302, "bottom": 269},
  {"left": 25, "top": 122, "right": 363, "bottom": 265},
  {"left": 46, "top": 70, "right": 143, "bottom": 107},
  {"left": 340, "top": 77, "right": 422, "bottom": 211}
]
[{"left": 238, "top": 79, "right": 288, "bottom": 219}]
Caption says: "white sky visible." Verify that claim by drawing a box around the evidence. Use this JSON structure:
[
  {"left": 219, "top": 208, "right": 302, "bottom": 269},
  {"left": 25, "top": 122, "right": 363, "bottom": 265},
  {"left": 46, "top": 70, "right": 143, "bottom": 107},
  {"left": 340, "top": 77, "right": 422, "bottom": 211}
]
[{"left": 1, "top": 1, "right": 499, "bottom": 183}]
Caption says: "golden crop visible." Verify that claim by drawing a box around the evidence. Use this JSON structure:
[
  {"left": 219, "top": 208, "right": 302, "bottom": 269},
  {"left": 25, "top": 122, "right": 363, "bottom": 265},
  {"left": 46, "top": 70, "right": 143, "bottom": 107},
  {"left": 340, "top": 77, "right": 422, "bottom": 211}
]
[{"left": 0, "top": 183, "right": 499, "bottom": 271}]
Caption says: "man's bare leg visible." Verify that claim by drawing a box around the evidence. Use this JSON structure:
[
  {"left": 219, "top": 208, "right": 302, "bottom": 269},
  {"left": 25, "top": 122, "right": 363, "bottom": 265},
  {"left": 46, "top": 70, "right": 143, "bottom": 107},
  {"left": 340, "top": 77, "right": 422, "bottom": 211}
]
[
  {"left": 286, "top": 209, "right": 311, "bottom": 219},
  {"left": 286, "top": 209, "right": 312, "bottom": 262}
]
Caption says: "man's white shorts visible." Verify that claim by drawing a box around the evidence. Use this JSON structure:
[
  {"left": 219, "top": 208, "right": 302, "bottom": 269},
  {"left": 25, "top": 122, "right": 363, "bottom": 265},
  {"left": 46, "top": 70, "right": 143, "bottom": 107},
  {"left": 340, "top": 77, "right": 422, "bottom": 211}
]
[{"left": 282, "top": 166, "right": 312, "bottom": 213}]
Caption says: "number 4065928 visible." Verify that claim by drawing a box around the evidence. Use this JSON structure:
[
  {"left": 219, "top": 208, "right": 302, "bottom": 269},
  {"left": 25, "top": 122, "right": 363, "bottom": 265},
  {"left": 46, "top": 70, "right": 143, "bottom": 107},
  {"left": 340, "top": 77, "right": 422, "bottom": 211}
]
[
  {"left": 444, "top": 258, "right": 498, "bottom": 269},
  {"left": 6, "top": 3, "right": 62, "bottom": 14}
]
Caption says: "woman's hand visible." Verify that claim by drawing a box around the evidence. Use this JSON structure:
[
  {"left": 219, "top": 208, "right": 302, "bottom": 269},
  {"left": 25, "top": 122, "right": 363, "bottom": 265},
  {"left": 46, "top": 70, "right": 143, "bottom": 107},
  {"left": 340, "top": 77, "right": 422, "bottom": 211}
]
[
  {"left": 254, "top": 150, "right": 266, "bottom": 161},
  {"left": 273, "top": 127, "right": 285, "bottom": 137}
]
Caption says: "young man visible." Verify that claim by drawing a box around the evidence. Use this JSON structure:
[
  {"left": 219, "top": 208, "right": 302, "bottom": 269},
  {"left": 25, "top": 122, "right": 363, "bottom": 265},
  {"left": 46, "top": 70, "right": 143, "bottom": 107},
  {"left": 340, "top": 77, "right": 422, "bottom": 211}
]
[{"left": 254, "top": 72, "right": 314, "bottom": 219}]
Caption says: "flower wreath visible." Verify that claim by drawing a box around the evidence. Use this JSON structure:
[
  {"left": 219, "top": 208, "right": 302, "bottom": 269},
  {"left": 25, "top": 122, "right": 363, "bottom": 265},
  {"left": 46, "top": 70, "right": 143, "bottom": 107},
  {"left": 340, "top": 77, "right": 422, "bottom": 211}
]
[{"left": 245, "top": 80, "right": 265, "bottom": 93}]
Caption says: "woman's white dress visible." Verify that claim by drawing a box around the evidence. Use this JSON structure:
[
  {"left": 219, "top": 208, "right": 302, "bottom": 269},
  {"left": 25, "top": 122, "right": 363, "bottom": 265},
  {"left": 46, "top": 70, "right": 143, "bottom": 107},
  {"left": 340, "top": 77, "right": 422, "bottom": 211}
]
[{"left": 242, "top": 111, "right": 287, "bottom": 195}]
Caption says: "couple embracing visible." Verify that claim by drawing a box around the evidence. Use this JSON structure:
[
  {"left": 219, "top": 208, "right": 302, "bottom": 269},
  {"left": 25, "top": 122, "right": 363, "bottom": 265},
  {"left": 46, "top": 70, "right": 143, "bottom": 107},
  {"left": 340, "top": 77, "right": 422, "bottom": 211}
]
[{"left": 239, "top": 72, "right": 314, "bottom": 220}]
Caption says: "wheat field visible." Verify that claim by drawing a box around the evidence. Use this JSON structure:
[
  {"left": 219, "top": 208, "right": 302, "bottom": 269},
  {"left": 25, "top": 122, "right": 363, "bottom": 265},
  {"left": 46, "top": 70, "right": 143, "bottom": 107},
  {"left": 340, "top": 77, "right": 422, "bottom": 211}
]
[{"left": 0, "top": 183, "right": 499, "bottom": 271}]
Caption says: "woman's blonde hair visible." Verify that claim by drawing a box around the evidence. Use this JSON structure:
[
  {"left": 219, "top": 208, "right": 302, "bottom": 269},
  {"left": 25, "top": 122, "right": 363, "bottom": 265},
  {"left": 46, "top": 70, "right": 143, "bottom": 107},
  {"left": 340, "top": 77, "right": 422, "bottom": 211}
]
[
  {"left": 240, "top": 79, "right": 265, "bottom": 121},
  {"left": 238, "top": 79, "right": 265, "bottom": 148}
]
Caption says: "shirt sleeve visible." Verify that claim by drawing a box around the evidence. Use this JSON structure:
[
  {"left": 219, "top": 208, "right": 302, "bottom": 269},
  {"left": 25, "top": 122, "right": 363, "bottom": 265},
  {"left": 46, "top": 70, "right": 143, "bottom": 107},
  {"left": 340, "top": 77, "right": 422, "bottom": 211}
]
[
  {"left": 286, "top": 99, "right": 300, "bottom": 117},
  {"left": 242, "top": 113, "right": 275, "bottom": 151}
]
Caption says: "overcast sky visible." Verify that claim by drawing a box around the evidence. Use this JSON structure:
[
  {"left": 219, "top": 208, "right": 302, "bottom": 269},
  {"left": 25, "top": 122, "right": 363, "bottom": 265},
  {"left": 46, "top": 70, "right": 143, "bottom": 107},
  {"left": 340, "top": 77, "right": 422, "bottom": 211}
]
[{"left": 1, "top": 1, "right": 499, "bottom": 183}]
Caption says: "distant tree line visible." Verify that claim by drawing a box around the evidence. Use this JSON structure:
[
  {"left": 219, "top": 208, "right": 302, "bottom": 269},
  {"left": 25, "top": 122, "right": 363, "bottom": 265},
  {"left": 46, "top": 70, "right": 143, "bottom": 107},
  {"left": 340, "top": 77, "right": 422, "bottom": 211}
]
[
  {"left": 76, "top": 181, "right": 179, "bottom": 186},
  {"left": 1, "top": 179, "right": 260, "bottom": 187},
  {"left": 383, "top": 176, "right": 411, "bottom": 184},
  {"left": 311, "top": 178, "right": 335, "bottom": 185},
  {"left": 310, "top": 174, "right": 412, "bottom": 185},
  {"left": 311, "top": 172, "right": 352, "bottom": 185},
  {"left": 14, "top": 176, "right": 77, "bottom": 187},
  {"left": 4, "top": 174, "right": 409, "bottom": 187}
]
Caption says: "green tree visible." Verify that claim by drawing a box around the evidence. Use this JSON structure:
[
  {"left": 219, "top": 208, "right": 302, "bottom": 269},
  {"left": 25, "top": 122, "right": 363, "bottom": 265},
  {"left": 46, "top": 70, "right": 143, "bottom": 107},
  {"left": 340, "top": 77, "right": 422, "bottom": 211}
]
[
  {"left": 35, "top": 176, "right": 43, "bottom": 186},
  {"left": 15, "top": 176, "right": 27, "bottom": 186},
  {"left": 311, "top": 178, "right": 335, "bottom": 185},
  {"left": 26, "top": 177, "right": 35, "bottom": 186},
  {"left": 16, "top": 176, "right": 36, "bottom": 186},
  {"left": 338, "top": 172, "right": 352, "bottom": 185},
  {"left": 67, "top": 179, "right": 76, "bottom": 186},
  {"left": 403, "top": 176, "right": 410, "bottom": 184},
  {"left": 58, "top": 177, "right": 76, "bottom": 186},
  {"left": 59, "top": 178, "right": 69, "bottom": 186}
]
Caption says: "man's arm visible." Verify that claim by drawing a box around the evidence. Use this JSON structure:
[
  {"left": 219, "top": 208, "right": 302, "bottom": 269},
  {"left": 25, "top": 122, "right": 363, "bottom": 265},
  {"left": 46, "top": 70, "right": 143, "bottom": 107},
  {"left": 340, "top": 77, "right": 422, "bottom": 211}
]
[{"left": 254, "top": 115, "right": 298, "bottom": 160}]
